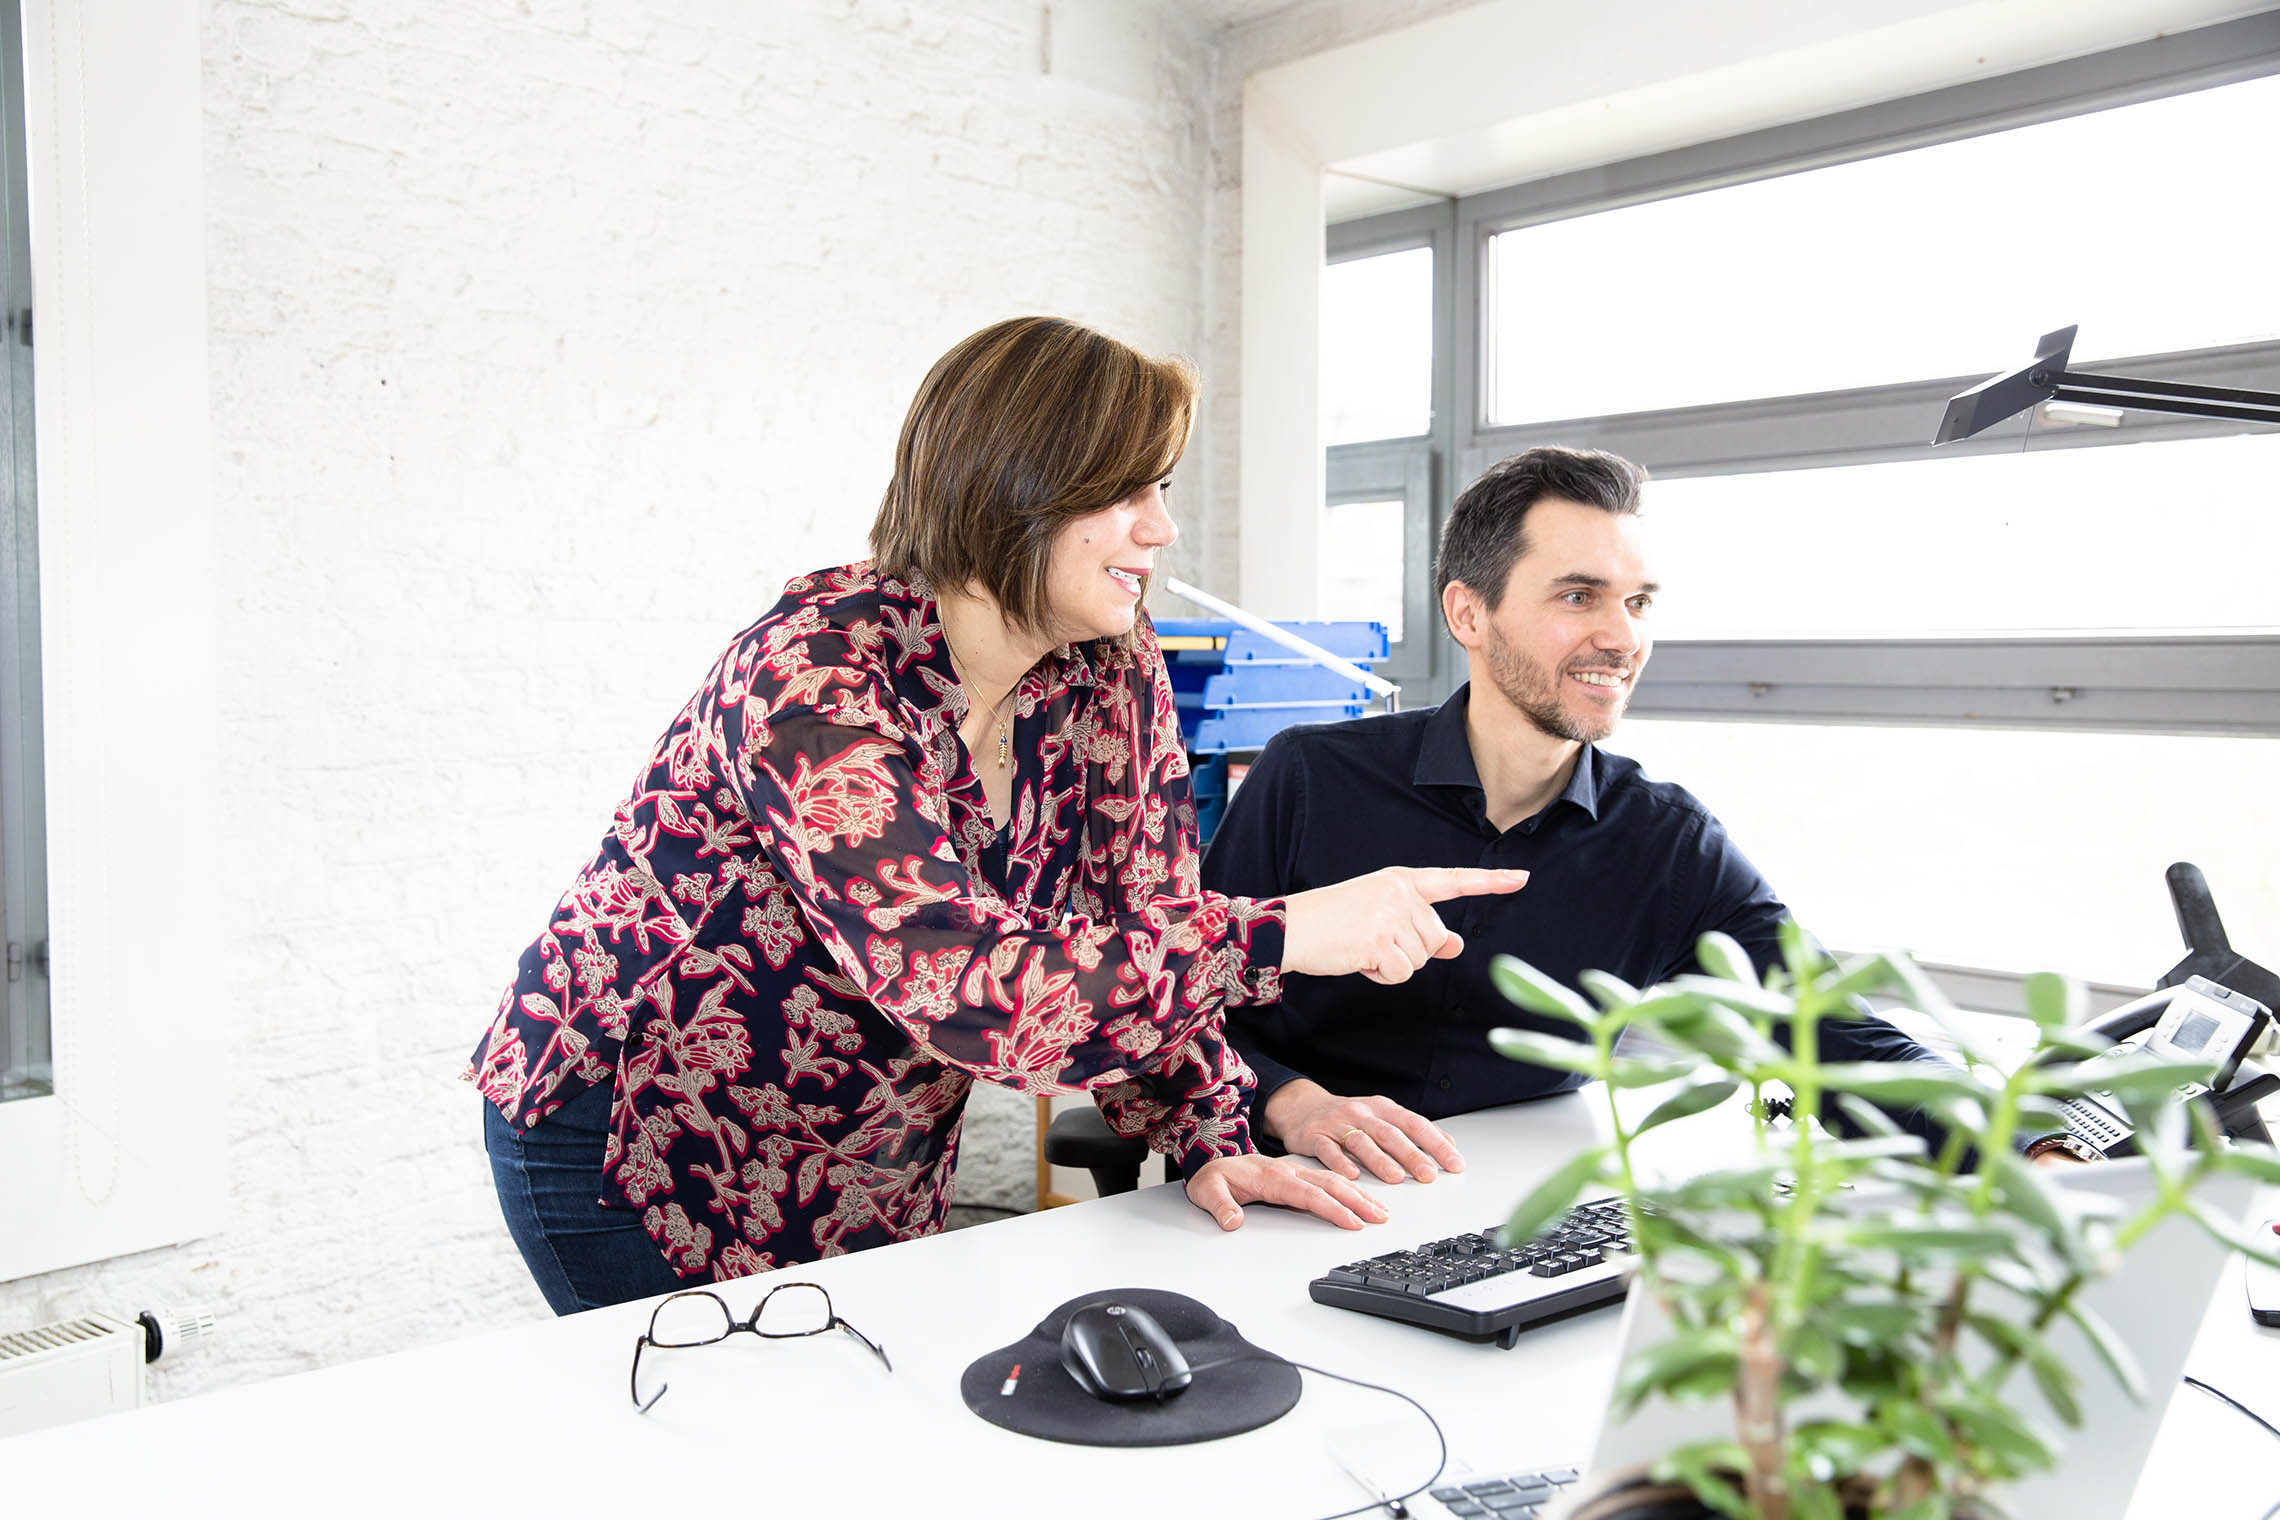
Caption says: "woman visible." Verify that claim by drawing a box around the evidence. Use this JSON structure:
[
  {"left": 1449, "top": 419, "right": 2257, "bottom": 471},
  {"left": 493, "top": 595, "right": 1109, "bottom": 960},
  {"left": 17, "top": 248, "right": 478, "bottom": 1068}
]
[{"left": 473, "top": 316, "right": 1525, "bottom": 1312}]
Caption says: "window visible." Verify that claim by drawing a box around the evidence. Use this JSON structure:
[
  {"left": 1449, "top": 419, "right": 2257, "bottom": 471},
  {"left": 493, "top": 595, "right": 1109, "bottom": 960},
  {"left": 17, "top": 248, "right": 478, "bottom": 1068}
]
[
  {"left": 1327, "top": 12, "right": 2280, "bottom": 987},
  {"left": 1322, "top": 244, "right": 1432, "bottom": 445},
  {"left": 1322, "top": 208, "right": 1453, "bottom": 691},
  {"left": 0, "top": 0, "right": 46, "bottom": 1104},
  {"left": 1482, "top": 70, "right": 2280, "bottom": 427}
]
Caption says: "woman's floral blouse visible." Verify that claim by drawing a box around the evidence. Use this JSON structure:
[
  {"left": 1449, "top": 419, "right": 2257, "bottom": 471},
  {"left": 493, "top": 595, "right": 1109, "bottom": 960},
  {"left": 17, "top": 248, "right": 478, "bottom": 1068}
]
[{"left": 470, "top": 562, "right": 1285, "bottom": 1279}]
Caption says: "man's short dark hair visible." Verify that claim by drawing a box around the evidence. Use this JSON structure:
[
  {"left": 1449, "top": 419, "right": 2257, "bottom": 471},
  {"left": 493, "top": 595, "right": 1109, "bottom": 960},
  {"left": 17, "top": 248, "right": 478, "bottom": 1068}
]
[{"left": 1433, "top": 445, "right": 1646, "bottom": 617}]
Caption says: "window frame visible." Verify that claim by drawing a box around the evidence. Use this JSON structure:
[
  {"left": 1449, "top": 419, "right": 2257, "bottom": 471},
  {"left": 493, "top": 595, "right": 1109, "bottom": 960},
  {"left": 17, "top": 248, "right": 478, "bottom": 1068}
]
[
  {"left": 0, "top": 0, "right": 45, "bottom": 1103},
  {"left": 1334, "top": 9, "right": 2280, "bottom": 726},
  {"left": 0, "top": 0, "right": 221, "bottom": 1284},
  {"left": 1325, "top": 201, "right": 1456, "bottom": 696}
]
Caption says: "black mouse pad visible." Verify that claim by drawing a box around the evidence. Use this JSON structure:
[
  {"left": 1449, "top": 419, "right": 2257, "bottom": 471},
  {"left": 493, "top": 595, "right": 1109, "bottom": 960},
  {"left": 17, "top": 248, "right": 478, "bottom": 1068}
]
[{"left": 960, "top": 1287, "right": 1301, "bottom": 1447}]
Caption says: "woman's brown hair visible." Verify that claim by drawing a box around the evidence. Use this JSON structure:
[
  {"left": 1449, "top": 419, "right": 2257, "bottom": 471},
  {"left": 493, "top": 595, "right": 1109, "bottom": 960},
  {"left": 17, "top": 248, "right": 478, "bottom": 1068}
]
[{"left": 869, "top": 316, "right": 1197, "bottom": 638}]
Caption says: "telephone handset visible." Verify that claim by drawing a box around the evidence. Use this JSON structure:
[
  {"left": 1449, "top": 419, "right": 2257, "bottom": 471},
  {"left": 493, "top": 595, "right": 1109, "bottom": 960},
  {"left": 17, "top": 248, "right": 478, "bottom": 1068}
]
[{"left": 2046, "top": 864, "right": 2280, "bottom": 1159}]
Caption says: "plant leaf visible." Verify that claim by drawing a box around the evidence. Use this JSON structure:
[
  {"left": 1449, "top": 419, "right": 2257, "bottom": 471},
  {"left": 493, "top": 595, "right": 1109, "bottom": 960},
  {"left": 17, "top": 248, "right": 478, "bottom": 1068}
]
[
  {"left": 1693, "top": 931, "right": 1758, "bottom": 986},
  {"left": 2184, "top": 1196, "right": 2280, "bottom": 1270},
  {"left": 2024, "top": 1054, "right": 2217, "bottom": 1101},
  {"left": 1833, "top": 1092, "right": 1903, "bottom": 1138},
  {"left": 1815, "top": 1133, "right": 1931, "bottom": 1167},
  {"left": 1614, "top": 1325, "right": 1741, "bottom": 1411},
  {"left": 1667, "top": 974, "right": 1798, "bottom": 1020},
  {"left": 1486, "top": 1026, "right": 1603, "bottom": 1077},
  {"left": 2216, "top": 1143, "right": 2280, "bottom": 1188},
  {"left": 1983, "top": 1147, "right": 2085, "bottom": 1268},
  {"left": 1822, "top": 952, "right": 1906, "bottom": 1006},
  {"left": 1633, "top": 1077, "right": 1742, "bottom": 1137},
  {"left": 2063, "top": 1299, "right": 2146, "bottom": 1404},
  {"left": 1489, "top": 955, "right": 1597, "bottom": 1027},
  {"left": 1877, "top": 1398, "right": 1956, "bottom": 1465},
  {"left": 1815, "top": 1062, "right": 1997, "bottom": 1110},
  {"left": 2032, "top": 1025, "right": 2116, "bottom": 1062},
  {"left": 1841, "top": 1221, "right": 2015, "bottom": 1258},
  {"left": 1937, "top": 1388, "right": 2057, "bottom": 1476},
  {"left": 1606, "top": 1059, "right": 1707, "bottom": 1090},
  {"left": 2021, "top": 970, "right": 2082, "bottom": 1030},
  {"left": 1498, "top": 1145, "right": 1611, "bottom": 1248},
  {"left": 1649, "top": 1440, "right": 1752, "bottom": 1520},
  {"left": 1777, "top": 914, "right": 1826, "bottom": 985},
  {"left": 1578, "top": 968, "right": 1641, "bottom": 1012},
  {"left": 1791, "top": 1418, "right": 1888, "bottom": 1476},
  {"left": 1665, "top": 1160, "right": 1785, "bottom": 1210},
  {"left": 1823, "top": 1300, "right": 1921, "bottom": 1346},
  {"left": 1787, "top": 1318, "right": 1844, "bottom": 1383}
]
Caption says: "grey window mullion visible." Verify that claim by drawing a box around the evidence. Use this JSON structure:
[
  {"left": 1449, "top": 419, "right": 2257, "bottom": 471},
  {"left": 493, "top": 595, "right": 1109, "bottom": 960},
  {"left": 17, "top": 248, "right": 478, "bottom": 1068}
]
[
  {"left": 1326, "top": 439, "right": 1436, "bottom": 689},
  {"left": 0, "top": 0, "right": 49, "bottom": 1102},
  {"left": 1467, "top": 338, "right": 2280, "bottom": 481},
  {"left": 1634, "top": 635, "right": 2280, "bottom": 736}
]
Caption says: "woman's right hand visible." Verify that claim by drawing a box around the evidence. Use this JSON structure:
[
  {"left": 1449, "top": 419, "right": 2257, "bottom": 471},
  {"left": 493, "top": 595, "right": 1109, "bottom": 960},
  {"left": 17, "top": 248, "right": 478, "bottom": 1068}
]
[{"left": 1280, "top": 866, "right": 1529, "bottom": 984}]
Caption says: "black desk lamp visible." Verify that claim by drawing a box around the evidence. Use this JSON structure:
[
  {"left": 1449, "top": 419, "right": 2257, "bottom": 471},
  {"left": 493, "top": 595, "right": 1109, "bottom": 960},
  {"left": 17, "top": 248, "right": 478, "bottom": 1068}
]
[{"left": 1933, "top": 324, "right": 2280, "bottom": 444}]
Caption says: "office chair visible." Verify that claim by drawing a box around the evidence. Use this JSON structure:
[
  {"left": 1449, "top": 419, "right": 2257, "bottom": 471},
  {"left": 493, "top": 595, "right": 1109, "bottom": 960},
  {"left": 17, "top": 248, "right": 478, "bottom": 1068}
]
[{"left": 1041, "top": 1105, "right": 1171, "bottom": 1197}]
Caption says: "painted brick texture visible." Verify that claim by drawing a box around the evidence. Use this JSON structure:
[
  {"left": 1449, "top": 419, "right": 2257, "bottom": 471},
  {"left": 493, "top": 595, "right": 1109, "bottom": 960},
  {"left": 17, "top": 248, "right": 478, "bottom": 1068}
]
[{"left": 0, "top": 0, "right": 1227, "bottom": 1404}]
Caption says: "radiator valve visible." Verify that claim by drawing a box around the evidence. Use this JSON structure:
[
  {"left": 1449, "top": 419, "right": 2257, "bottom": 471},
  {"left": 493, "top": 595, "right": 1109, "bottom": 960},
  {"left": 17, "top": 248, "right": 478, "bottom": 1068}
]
[{"left": 135, "top": 1305, "right": 216, "bottom": 1365}]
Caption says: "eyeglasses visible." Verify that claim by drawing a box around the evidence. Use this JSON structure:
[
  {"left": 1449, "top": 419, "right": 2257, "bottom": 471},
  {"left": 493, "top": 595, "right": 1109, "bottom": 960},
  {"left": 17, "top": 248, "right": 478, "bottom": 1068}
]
[{"left": 628, "top": 1282, "right": 892, "bottom": 1412}]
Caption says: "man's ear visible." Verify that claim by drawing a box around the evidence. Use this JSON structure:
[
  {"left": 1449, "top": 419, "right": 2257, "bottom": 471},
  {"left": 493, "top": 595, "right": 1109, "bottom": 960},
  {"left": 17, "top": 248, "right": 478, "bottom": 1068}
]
[{"left": 1443, "top": 579, "right": 1486, "bottom": 651}]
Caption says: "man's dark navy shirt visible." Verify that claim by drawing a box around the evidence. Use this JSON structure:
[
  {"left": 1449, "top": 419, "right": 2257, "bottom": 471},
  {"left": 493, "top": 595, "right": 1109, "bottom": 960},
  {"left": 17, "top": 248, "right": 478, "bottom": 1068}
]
[{"left": 1202, "top": 685, "right": 1934, "bottom": 1122}]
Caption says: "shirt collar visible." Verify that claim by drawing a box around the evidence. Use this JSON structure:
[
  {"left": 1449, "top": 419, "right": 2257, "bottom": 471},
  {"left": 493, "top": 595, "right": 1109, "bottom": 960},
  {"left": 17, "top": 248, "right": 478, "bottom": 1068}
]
[{"left": 1411, "top": 682, "right": 1606, "bottom": 825}]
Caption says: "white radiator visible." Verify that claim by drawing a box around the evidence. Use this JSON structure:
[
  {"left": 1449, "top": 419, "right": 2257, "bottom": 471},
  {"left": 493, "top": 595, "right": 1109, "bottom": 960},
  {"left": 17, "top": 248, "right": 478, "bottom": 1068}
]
[{"left": 0, "top": 1313, "right": 146, "bottom": 1437}]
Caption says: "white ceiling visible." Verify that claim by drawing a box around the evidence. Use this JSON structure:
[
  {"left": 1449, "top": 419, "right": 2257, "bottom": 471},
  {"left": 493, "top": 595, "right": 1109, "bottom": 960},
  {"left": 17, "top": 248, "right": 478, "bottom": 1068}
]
[{"left": 1167, "top": 0, "right": 1304, "bottom": 34}]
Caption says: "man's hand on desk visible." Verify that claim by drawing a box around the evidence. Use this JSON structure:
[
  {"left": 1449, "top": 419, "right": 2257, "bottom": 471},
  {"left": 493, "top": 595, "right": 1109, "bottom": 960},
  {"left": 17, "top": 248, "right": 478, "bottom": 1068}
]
[
  {"left": 1185, "top": 1153, "right": 1390, "bottom": 1232},
  {"left": 1261, "top": 1079, "right": 1466, "bottom": 1185}
]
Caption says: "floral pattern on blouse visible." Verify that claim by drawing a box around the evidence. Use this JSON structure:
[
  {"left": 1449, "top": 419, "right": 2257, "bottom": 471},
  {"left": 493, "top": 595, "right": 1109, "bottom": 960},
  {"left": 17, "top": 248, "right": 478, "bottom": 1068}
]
[{"left": 469, "top": 561, "right": 1285, "bottom": 1279}]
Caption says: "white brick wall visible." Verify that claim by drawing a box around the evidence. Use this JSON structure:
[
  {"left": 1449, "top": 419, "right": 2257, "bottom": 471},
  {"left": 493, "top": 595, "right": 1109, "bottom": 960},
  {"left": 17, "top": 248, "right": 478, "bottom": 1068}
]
[{"left": 0, "top": 0, "right": 1234, "bottom": 1404}]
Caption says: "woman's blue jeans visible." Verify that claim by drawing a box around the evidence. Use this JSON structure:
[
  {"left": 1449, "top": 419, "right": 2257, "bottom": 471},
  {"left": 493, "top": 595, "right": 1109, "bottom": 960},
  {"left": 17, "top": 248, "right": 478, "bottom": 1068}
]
[{"left": 484, "top": 1081, "right": 687, "bottom": 1315}]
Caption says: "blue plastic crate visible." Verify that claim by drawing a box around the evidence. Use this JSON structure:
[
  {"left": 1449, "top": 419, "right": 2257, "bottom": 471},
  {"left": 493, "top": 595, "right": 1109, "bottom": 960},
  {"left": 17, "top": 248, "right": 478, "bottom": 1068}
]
[{"left": 1154, "top": 617, "right": 1388, "bottom": 755}]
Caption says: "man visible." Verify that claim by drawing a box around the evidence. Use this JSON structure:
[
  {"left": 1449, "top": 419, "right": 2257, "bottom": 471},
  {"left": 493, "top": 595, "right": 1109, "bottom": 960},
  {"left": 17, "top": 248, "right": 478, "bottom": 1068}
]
[{"left": 1202, "top": 445, "right": 1942, "bottom": 1185}]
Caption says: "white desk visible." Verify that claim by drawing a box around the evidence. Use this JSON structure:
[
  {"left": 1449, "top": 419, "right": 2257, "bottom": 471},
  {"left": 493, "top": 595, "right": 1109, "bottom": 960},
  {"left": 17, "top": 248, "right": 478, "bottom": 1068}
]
[{"left": 9, "top": 1094, "right": 2279, "bottom": 1519}]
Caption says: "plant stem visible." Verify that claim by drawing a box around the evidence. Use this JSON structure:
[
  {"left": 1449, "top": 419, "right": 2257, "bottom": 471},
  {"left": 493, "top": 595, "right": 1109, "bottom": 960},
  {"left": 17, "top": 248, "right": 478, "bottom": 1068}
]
[{"left": 1735, "top": 1278, "right": 1790, "bottom": 1520}]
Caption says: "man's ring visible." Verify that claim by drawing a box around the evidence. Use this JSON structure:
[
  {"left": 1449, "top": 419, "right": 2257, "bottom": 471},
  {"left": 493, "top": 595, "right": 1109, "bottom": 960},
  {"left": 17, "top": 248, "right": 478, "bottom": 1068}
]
[{"left": 1341, "top": 1127, "right": 1366, "bottom": 1147}]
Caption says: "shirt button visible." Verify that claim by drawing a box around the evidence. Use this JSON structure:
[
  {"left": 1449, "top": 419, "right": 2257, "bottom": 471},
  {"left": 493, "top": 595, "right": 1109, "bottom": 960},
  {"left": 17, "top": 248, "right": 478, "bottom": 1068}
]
[{"left": 1437, "top": 1078, "right": 1453, "bottom": 1092}]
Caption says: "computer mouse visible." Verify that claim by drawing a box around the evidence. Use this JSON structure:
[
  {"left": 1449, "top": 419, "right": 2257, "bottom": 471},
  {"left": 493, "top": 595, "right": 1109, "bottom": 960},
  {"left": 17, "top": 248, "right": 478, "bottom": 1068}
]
[{"left": 1058, "top": 1302, "right": 1193, "bottom": 1402}]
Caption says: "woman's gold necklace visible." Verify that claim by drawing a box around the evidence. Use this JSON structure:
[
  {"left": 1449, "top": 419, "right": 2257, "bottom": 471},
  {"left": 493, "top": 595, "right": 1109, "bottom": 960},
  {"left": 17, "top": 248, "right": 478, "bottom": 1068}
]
[{"left": 946, "top": 634, "right": 1017, "bottom": 773}]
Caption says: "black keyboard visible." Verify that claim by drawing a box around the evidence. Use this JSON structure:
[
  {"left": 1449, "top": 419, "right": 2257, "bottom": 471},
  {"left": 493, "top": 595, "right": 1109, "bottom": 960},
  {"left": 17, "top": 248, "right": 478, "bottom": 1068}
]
[
  {"left": 1421, "top": 1464, "right": 1583, "bottom": 1518},
  {"left": 1307, "top": 1197, "right": 1633, "bottom": 1348}
]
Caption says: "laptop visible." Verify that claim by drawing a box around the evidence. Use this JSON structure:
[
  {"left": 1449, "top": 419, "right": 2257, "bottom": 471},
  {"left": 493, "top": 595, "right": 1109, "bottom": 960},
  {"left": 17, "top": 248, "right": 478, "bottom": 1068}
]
[{"left": 1416, "top": 1157, "right": 2252, "bottom": 1520}]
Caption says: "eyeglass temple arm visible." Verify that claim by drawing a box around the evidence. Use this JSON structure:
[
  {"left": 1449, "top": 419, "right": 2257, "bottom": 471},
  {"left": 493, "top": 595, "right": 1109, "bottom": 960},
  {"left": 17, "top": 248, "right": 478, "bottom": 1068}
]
[
  {"left": 630, "top": 1335, "right": 671, "bottom": 1414},
  {"left": 837, "top": 1318, "right": 893, "bottom": 1372}
]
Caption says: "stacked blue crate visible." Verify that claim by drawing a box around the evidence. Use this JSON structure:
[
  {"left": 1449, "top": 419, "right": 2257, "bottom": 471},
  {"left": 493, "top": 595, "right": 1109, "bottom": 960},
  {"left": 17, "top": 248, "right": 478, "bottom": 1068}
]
[{"left": 1154, "top": 617, "right": 1390, "bottom": 842}]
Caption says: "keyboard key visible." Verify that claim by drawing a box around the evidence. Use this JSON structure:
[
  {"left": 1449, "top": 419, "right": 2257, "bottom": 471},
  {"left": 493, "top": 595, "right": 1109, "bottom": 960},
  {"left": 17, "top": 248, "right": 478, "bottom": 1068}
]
[
  {"left": 1461, "top": 1480, "right": 1513, "bottom": 1495},
  {"left": 1547, "top": 1468, "right": 1579, "bottom": 1482}
]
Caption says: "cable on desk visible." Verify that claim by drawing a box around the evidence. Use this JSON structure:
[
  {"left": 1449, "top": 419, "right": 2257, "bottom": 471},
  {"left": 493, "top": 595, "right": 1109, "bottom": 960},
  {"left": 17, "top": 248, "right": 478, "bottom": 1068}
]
[
  {"left": 1282, "top": 1358, "right": 1448, "bottom": 1520},
  {"left": 2181, "top": 1375, "right": 2280, "bottom": 1520},
  {"left": 2184, "top": 1374, "right": 2280, "bottom": 1444}
]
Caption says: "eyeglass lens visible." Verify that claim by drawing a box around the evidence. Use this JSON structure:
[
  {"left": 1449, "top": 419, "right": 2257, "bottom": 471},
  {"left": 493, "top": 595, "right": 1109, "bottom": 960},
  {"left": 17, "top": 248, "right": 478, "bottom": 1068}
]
[
  {"left": 648, "top": 1291, "right": 735, "bottom": 1348},
  {"left": 755, "top": 1282, "right": 833, "bottom": 1336}
]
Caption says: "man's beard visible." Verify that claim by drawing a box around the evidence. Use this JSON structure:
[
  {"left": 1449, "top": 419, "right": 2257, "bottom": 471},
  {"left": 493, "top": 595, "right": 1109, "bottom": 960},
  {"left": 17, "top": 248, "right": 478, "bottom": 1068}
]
[{"left": 1482, "top": 624, "right": 1628, "bottom": 745}]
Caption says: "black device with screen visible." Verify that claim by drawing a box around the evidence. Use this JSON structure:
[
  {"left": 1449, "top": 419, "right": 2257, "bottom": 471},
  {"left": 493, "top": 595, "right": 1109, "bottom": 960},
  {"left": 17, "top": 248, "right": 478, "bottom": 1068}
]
[{"left": 2046, "top": 864, "right": 2278, "bottom": 1159}]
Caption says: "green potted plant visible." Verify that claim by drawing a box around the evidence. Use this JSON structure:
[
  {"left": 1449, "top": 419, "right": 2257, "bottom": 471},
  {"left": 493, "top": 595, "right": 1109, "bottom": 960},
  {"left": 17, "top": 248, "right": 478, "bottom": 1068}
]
[{"left": 1488, "top": 920, "right": 2280, "bottom": 1520}]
